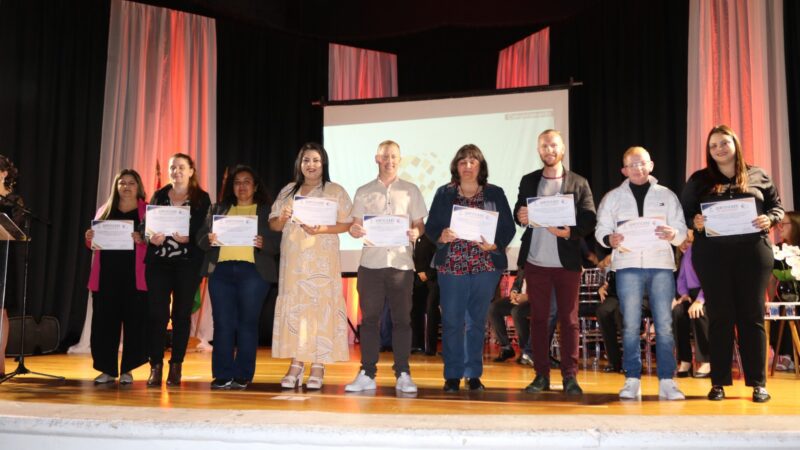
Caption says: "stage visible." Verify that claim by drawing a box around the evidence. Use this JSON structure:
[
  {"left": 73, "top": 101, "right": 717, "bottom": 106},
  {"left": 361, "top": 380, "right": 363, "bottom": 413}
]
[{"left": 1, "top": 348, "right": 799, "bottom": 449}]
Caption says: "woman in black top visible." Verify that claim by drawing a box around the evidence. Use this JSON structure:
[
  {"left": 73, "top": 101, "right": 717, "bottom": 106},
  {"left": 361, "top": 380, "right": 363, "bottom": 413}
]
[
  {"left": 84, "top": 169, "right": 148, "bottom": 384},
  {"left": 145, "top": 153, "right": 211, "bottom": 387},
  {"left": 0, "top": 155, "right": 24, "bottom": 377},
  {"left": 681, "top": 125, "right": 783, "bottom": 403}
]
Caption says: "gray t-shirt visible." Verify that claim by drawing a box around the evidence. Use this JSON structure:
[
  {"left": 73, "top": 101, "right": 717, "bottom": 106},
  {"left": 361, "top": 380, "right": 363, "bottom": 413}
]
[{"left": 527, "top": 177, "right": 564, "bottom": 268}]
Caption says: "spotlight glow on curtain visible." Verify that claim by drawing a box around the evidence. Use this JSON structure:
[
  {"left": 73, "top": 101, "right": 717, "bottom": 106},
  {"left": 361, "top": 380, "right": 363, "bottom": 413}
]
[
  {"left": 687, "top": 0, "right": 792, "bottom": 208},
  {"left": 496, "top": 27, "right": 550, "bottom": 89}
]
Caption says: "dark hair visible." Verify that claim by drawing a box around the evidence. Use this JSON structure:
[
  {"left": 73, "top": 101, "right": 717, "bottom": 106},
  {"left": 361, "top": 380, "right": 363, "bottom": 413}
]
[
  {"left": 169, "top": 153, "right": 206, "bottom": 204},
  {"left": 100, "top": 169, "right": 146, "bottom": 220},
  {"left": 0, "top": 155, "right": 19, "bottom": 191},
  {"left": 286, "top": 142, "right": 331, "bottom": 198},
  {"left": 704, "top": 125, "right": 748, "bottom": 195},
  {"left": 783, "top": 211, "right": 800, "bottom": 246},
  {"left": 449, "top": 144, "right": 489, "bottom": 186},
  {"left": 220, "top": 165, "right": 271, "bottom": 206}
]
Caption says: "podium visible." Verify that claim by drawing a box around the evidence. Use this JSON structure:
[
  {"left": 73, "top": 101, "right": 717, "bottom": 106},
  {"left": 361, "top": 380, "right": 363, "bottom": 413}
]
[{"left": 0, "top": 212, "right": 64, "bottom": 383}]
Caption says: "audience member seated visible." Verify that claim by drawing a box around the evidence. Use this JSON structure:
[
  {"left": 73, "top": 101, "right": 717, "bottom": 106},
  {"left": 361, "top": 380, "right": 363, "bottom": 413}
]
[{"left": 672, "top": 232, "right": 710, "bottom": 378}]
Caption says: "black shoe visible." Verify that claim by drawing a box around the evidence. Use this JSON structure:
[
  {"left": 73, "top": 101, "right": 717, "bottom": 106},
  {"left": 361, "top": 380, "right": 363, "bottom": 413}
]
[
  {"left": 562, "top": 376, "right": 583, "bottom": 395},
  {"left": 147, "top": 363, "right": 163, "bottom": 388},
  {"left": 467, "top": 378, "right": 485, "bottom": 391},
  {"left": 166, "top": 362, "right": 182, "bottom": 386},
  {"left": 516, "top": 353, "right": 534, "bottom": 367},
  {"left": 523, "top": 374, "right": 550, "bottom": 393},
  {"left": 210, "top": 378, "right": 232, "bottom": 390},
  {"left": 493, "top": 347, "right": 516, "bottom": 362},
  {"left": 707, "top": 385, "right": 725, "bottom": 401},
  {"left": 752, "top": 386, "right": 771, "bottom": 403},
  {"left": 410, "top": 347, "right": 425, "bottom": 354},
  {"left": 693, "top": 371, "right": 710, "bottom": 379},
  {"left": 231, "top": 378, "right": 249, "bottom": 390},
  {"left": 677, "top": 367, "right": 692, "bottom": 378},
  {"left": 602, "top": 365, "right": 622, "bottom": 373},
  {"left": 443, "top": 378, "right": 460, "bottom": 392}
]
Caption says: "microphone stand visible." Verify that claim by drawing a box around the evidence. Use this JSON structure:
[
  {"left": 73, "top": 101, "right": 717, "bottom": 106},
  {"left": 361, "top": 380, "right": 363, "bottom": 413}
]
[{"left": 0, "top": 193, "right": 64, "bottom": 383}]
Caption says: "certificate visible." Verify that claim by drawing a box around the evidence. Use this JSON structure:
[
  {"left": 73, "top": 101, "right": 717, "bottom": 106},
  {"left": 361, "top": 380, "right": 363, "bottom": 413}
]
[
  {"left": 527, "top": 194, "right": 576, "bottom": 227},
  {"left": 701, "top": 198, "right": 759, "bottom": 237},
  {"left": 212, "top": 215, "right": 257, "bottom": 246},
  {"left": 616, "top": 217, "right": 668, "bottom": 252},
  {"left": 363, "top": 215, "right": 409, "bottom": 247},
  {"left": 91, "top": 220, "right": 134, "bottom": 250},
  {"left": 292, "top": 196, "right": 338, "bottom": 226},
  {"left": 449, "top": 205, "right": 498, "bottom": 243},
  {"left": 145, "top": 205, "right": 191, "bottom": 237}
]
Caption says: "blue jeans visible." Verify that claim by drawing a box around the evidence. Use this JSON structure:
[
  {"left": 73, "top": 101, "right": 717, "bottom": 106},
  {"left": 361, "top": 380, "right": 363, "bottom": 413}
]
[
  {"left": 616, "top": 268, "right": 676, "bottom": 379},
  {"left": 438, "top": 270, "right": 501, "bottom": 380},
  {"left": 208, "top": 261, "right": 271, "bottom": 380}
]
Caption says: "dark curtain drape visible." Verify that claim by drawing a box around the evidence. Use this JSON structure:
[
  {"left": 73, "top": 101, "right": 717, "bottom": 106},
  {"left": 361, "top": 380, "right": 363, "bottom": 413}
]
[
  {"left": 550, "top": 0, "right": 689, "bottom": 199},
  {"left": 786, "top": 0, "right": 800, "bottom": 207},
  {"left": 0, "top": 0, "right": 110, "bottom": 346},
  {"left": 216, "top": 19, "right": 327, "bottom": 199},
  {"left": 216, "top": 19, "right": 327, "bottom": 345}
]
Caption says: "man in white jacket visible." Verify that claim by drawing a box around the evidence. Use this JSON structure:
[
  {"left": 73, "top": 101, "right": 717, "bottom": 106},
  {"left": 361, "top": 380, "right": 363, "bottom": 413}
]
[{"left": 595, "top": 146, "right": 688, "bottom": 400}]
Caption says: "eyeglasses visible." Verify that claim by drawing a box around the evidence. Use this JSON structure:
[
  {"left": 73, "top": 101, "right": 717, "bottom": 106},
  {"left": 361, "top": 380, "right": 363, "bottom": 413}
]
[{"left": 625, "top": 161, "right": 651, "bottom": 169}]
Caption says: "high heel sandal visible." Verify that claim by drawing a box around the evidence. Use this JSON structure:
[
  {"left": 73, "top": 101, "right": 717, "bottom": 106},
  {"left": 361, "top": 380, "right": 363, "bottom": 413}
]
[
  {"left": 280, "top": 362, "right": 305, "bottom": 389},
  {"left": 306, "top": 363, "right": 325, "bottom": 390}
]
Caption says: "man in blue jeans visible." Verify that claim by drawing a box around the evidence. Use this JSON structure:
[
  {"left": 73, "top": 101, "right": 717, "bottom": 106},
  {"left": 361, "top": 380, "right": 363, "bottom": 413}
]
[{"left": 595, "top": 146, "right": 688, "bottom": 400}]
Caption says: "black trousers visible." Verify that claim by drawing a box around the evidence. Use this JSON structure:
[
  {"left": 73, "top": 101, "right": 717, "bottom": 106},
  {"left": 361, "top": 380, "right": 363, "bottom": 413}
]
[
  {"left": 692, "top": 236, "right": 773, "bottom": 387},
  {"left": 672, "top": 290, "right": 710, "bottom": 364},
  {"left": 410, "top": 276, "right": 440, "bottom": 354},
  {"left": 145, "top": 258, "right": 204, "bottom": 365},
  {"left": 91, "top": 289, "right": 148, "bottom": 376}
]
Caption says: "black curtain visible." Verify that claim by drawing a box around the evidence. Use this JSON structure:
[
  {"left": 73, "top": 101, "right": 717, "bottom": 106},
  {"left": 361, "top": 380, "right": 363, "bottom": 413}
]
[
  {"left": 0, "top": 0, "right": 110, "bottom": 346},
  {"left": 550, "top": 0, "right": 689, "bottom": 199},
  {"left": 786, "top": 0, "right": 800, "bottom": 208},
  {"left": 216, "top": 19, "right": 328, "bottom": 200}
]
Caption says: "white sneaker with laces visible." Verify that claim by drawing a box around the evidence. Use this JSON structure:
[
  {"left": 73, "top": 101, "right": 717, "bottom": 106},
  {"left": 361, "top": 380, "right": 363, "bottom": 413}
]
[
  {"left": 619, "top": 377, "right": 641, "bottom": 399},
  {"left": 345, "top": 370, "right": 376, "bottom": 392},
  {"left": 395, "top": 372, "right": 418, "bottom": 393},
  {"left": 658, "top": 378, "right": 686, "bottom": 400}
]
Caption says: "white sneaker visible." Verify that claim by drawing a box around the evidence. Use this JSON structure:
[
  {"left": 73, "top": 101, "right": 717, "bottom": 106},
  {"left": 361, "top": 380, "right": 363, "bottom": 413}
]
[
  {"left": 345, "top": 370, "right": 376, "bottom": 392},
  {"left": 658, "top": 378, "right": 686, "bottom": 401},
  {"left": 619, "top": 377, "right": 641, "bottom": 399},
  {"left": 395, "top": 372, "right": 418, "bottom": 393}
]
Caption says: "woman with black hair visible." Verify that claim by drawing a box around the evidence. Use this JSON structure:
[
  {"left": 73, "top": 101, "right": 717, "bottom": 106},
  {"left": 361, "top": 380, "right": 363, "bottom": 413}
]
[
  {"left": 198, "top": 165, "right": 281, "bottom": 390},
  {"left": 0, "top": 155, "right": 24, "bottom": 378},
  {"left": 269, "top": 143, "right": 353, "bottom": 390}
]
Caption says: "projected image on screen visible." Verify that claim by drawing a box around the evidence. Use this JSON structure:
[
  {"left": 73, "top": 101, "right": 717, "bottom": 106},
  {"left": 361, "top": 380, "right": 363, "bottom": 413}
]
[{"left": 324, "top": 89, "right": 570, "bottom": 272}]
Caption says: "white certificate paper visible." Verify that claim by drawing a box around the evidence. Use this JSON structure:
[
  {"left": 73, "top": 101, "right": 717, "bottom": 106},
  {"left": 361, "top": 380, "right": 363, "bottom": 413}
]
[
  {"left": 363, "top": 215, "right": 409, "bottom": 247},
  {"left": 145, "top": 205, "right": 191, "bottom": 237},
  {"left": 449, "top": 205, "right": 499, "bottom": 243},
  {"left": 701, "top": 198, "right": 759, "bottom": 237},
  {"left": 91, "top": 220, "right": 134, "bottom": 250},
  {"left": 616, "top": 217, "right": 668, "bottom": 252},
  {"left": 527, "top": 194, "right": 576, "bottom": 227},
  {"left": 212, "top": 215, "right": 257, "bottom": 246},
  {"left": 292, "top": 196, "right": 338, "bottom": 226}
]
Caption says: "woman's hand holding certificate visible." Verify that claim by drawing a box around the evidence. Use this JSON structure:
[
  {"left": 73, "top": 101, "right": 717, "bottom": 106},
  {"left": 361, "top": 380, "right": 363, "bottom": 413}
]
[
  {"left": 701, "top": 198, "right": 760, "bottom": 237},
  {"left": 362, "top": 215, "right": 409, "bottom": 247},
  {"left": 145, "top": 205, "right": 190, "bottom": 238},
  {"left": 211, "top": 215, "right": 258, "bottom": 246},
  {"left": 449, "top": 205, "right": 498, "bottom": 244},
  {"left": 91, "top": 220, "right": 134, "bottom": 250},
  {"left": 526, "top": 194, "right": 576, "bottom": 227},
  {"left": 291, "top": 196, "right": 338, "bottom": 226}
]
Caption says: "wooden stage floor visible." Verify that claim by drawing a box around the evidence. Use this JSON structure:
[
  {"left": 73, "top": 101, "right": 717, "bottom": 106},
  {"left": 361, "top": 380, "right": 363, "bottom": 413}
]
[{"left": 2, "top": 346, "right": 799, "bottom": 416}]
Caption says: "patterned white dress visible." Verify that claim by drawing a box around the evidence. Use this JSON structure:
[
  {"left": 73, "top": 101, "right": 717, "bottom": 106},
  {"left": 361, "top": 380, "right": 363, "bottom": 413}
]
[{"left": 270, "top": 182, "right": 353, "bottom": 363}]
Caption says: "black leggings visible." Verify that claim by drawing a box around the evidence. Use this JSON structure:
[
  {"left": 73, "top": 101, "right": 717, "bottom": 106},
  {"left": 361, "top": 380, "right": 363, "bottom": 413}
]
[{"left": 692, "top": 236, "right": 773, "bottom": 387}]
